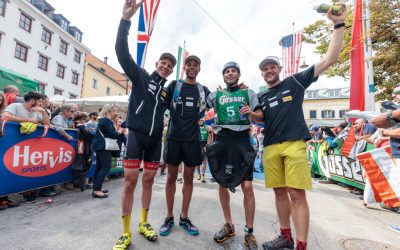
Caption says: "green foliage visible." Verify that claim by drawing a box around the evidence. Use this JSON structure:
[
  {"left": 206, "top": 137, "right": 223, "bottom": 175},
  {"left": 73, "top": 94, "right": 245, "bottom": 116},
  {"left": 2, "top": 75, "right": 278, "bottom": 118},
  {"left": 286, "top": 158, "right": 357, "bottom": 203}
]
[{"left": 303, "top": 0, "right": 400, "bottom": 100}]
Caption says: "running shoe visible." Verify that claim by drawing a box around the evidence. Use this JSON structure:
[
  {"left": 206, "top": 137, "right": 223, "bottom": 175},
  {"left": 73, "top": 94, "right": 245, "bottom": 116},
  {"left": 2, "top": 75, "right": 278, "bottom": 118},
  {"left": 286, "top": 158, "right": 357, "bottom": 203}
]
[
  {"left": 201, "top": 175, "right": 206, "bottom": 183},
  {"left": 179, "top": 216, "right": 199, "bottom": 235},
  {"left": 214, "top": 223, "right": 235, "bottom": 243},
  {"left": 139, "top": 222, "right": 157, "bottom": 241},
  {"left": 159, "top": 217, "right": 174, "bottom": 236},
  {"left": 244, "top": 234, "right": 258, "bottom": 250},
  {"left": 262, "top": 235, "right": 294, "bottom": 250},
  {"left": 112, "top": 233, "right": 131, "bottom": 250}
]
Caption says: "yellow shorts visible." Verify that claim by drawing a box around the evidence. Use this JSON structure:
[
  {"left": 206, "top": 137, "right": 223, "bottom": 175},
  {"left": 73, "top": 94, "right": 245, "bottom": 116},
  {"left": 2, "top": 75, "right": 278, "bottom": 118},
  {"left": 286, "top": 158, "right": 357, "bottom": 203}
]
[{"left": 262, "top": 140, "right": 312, "bottom": 190}]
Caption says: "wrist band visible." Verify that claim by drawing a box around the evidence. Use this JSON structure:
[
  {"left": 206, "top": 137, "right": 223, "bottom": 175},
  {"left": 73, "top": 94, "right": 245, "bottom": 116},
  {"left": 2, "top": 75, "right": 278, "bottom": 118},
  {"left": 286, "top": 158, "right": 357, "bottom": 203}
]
[{"left": 334, "top": 23, "right": 345, "bottom": 29}]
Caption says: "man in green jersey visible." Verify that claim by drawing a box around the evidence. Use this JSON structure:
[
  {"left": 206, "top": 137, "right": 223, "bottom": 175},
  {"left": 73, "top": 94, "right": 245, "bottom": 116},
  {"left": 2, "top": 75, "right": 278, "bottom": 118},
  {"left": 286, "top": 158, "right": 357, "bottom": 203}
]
[
  {"left": 196, "top": 118, "right": 212, "bottom": 182},
  {"left": 206, "top": 62, "right": 263, "bottom": 250}
]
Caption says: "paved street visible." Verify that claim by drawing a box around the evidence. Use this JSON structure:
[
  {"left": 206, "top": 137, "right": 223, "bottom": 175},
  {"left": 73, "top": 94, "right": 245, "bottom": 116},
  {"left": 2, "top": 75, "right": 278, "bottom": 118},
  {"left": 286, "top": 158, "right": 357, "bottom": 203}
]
[{"left": 1, "top": 173, "right": 400, "bottom": 250}]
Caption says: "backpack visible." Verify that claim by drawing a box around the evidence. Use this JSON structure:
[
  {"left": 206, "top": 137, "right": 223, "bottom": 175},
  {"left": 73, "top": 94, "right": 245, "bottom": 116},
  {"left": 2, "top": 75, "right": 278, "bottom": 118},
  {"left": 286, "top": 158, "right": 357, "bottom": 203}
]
[{"left": 171, "top": 80, "right": 206, "bottom": 117}]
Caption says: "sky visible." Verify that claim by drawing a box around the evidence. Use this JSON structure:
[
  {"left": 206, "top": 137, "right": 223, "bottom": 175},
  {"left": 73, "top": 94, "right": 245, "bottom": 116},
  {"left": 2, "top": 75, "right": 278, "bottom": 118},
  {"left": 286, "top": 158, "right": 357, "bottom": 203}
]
[{"left": 48, "top": 0, "right": 349, "bottom": 91}]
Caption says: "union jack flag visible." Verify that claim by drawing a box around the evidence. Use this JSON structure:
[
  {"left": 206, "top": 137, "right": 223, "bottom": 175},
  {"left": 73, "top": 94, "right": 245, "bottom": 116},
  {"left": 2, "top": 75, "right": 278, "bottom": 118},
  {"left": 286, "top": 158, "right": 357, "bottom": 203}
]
[
  {"left": 137, "top": 0, "right": 162, "bottom": 67},
  {"left": 279, "top": 30, "right": 302, "bottom": 78}
]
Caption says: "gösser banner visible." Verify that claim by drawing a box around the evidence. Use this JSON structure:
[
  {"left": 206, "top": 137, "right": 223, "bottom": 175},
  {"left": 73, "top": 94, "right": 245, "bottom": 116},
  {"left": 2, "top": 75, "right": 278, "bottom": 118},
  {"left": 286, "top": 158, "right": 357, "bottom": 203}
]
[
  {"left": 308, "top": 142, "right": 375, "bottom": 190},
  {"left": 0, "top": 122, "right": 77, "bottom": 196}
]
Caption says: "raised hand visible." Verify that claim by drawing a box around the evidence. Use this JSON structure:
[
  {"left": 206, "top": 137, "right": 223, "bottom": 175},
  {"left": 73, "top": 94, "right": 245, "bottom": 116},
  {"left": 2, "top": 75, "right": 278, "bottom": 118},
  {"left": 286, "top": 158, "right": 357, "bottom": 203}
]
[
  {"left": 327, "top": 4, "right": 347, "bottom": 24},
  {"left": 122, "top": 0, "right": 145, "bottom": 20}
]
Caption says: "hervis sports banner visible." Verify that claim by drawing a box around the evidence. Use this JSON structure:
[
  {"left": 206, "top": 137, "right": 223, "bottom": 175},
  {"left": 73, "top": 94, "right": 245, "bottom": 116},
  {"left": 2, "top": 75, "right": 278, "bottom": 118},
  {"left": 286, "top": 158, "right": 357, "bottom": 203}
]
[
  {"left": 0, "top": 122, "right": 77, "bottom": 196},
  {"left": 309, "top": 141, "right": 374, "bottom": 190}
]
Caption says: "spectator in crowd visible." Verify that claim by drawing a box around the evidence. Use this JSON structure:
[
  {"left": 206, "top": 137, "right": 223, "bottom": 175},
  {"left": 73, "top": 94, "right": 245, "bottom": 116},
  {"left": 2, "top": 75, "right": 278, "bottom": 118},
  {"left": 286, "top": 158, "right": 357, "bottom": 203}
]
[
  {"left": 309, "top": 126, "right": 323, "bottom": 143},
  {"left": 51, "top": 104, "right": 76, "bottom": 141},
  {"left": 0, "top": 93, "right": 5, "bottom": 113},
  {"left": 71, "top": 112, "right": 95, "bottom": 191},
  {"left": 255, "top": 128, "right": 265, "bottom": 173},
  {"left": 85, "top": 112, "right": 99, "bottom": 135},
  {"left": 354, "top": 118, "right": 377, "bottom": 141},
  {"left": 41, "top": 95, "right": 52, "bottom": 119},
  {"left": 3, "top": 85, "right": 24, "bottom": 105},
  {"left": 2, "top": 91, "right": 50, "bottom": 126},
  {"left": 91, "top": 104, "right": 123, "bottom": 198}
]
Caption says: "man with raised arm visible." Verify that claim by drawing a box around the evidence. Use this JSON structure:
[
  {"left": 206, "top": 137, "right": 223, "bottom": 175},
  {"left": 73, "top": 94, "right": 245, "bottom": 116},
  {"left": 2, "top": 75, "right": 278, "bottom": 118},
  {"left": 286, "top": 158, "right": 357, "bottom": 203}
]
[
  {"left": 113, "top": 0, "right": 176, "bottom": 249},
  {"left": 255, "top": 6, "right": 347, "bottom": 250}
]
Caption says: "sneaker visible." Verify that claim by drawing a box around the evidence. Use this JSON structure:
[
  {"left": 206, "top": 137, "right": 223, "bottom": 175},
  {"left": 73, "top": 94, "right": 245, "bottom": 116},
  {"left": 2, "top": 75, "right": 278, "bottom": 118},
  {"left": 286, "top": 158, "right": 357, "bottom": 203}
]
[
  {"left": 159, "top": 217, "right": 174, "bottom": 236},
  {"left": 23, "top": 194, "right": 37, "bottom": 204},
  {"left": 112, "top": 233, "right": 131, "bottom": 250},
  {"left": 197, "top": 175, "right": 201, "bottom": 180},
  {"left": 179, "top": 216, "right": 199, "bottom": 235},
  {"left": 262, "top": 235, "right": 294, "bottom": 250},
  {"left": 6, "top": 199, "right": 20, "bottom": 208},
  {"left": 210, "top": 178, "right": 215, "bottom": 183},
  {"left": 214, "top": 223, "right": 236, "bottom": 243},
  {"left": 244, "top": 234, "right": 258, "bottom": 250},
  {"left": 201, "top": 175, "right": 206, "bottom": 183},
  {"left": 38, "top": 190, "right": 57, "bottom": 197},
  {"left": 139, "top": 222, "right": 158, "bottom": 241}
]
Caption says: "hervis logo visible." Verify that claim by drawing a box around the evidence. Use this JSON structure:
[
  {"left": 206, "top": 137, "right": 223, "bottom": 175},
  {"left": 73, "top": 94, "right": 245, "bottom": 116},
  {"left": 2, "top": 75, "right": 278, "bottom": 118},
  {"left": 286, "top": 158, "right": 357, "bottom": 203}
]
[{"left": 3, "top": 138, "right": 76, "bottom": 177}]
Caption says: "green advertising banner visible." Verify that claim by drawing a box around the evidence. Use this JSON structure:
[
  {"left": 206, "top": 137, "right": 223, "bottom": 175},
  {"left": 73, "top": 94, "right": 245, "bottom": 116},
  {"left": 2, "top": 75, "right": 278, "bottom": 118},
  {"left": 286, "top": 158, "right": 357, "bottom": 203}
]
[
  {"left": 0, "top": 66, "right": 43, "bottom": 94},
  {"left": 309, "top": 142, "right": 375, "bottom": 190}
]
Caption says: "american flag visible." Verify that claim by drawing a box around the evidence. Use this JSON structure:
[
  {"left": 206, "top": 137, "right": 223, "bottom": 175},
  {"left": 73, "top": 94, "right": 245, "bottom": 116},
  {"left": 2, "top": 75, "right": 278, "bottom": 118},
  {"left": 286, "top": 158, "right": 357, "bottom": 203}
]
[
  {"left": 137, "top": 0, "right": 162, "bottom": 67},
  {"left": 279, "top": 30, "right": 302, "bottom": 78}
]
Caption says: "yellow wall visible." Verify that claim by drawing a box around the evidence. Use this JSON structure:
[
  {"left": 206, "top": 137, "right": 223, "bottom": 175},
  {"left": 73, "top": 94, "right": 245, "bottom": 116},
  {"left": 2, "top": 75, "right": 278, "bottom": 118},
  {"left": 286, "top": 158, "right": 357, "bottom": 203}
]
[{"left": 81, "top": 64, "right": 127, "bottom": 97}]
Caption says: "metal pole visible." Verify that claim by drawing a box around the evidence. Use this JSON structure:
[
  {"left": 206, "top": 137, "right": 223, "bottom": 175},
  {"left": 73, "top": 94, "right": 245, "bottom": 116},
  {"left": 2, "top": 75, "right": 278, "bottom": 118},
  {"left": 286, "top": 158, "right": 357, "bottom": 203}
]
[{"left": 363, "top": 0, "right": 375, "bottom": 111}]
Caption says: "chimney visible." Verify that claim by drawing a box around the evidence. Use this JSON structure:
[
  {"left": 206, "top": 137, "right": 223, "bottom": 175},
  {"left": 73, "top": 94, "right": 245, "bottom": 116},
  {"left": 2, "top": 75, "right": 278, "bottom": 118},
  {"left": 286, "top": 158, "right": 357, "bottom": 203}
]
[{"left": 104, "top": 57, "right": 108, "bottom": 64}]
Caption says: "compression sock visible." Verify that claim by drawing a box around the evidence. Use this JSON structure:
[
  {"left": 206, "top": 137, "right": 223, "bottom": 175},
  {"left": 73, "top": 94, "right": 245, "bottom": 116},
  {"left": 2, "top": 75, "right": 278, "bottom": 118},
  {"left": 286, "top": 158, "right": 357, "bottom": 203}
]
[
  {"left": 280, "top": 228, "right": 292, "bottom": 242},
  {"left": 122, "top": 215, "right": 131, "bottom": 234},
  {"left": 296, "top": 240, "right": 307, "bottom": 250},
  {"left": 140, "top": 208, "right": 149, "bottom": 224}
]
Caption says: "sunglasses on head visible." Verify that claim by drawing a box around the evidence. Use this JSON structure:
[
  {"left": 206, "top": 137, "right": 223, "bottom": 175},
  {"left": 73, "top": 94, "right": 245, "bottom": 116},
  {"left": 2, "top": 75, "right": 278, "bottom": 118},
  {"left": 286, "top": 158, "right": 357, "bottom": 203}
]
[{"left": 393, "top": 90, "right": 400, "bottom": 95}]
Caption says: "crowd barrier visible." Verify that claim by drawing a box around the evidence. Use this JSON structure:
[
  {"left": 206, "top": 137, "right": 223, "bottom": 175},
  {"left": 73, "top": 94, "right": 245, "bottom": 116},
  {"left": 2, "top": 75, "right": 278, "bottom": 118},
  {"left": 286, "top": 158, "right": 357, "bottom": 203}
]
[
  {"left": 308, "top": 142, "right": 375, "bottom": 190},
  {"left": 0, "top": 122, "right": 124, "bottom": 196}
]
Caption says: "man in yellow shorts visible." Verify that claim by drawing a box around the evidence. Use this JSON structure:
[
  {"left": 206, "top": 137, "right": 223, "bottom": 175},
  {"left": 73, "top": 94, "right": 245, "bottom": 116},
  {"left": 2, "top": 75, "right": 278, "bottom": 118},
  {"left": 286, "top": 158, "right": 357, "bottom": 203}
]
[{"left": 255, "top": 6, "right": 346, "bottom": 250}]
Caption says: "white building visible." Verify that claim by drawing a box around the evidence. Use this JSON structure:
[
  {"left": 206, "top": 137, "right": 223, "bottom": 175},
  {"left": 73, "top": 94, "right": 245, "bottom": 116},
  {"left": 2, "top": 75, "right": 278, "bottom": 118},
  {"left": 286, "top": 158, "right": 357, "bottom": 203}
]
[{"left": 0, "top": 0, "right": 90, "bottom": 98}]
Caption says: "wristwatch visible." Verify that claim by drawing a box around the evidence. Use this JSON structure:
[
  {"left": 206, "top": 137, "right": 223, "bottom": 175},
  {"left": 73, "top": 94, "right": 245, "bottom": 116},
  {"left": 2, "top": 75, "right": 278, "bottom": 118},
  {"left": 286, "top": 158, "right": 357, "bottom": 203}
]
[{"left": 386, "top": 111, "right": 400, "bottom": 125}]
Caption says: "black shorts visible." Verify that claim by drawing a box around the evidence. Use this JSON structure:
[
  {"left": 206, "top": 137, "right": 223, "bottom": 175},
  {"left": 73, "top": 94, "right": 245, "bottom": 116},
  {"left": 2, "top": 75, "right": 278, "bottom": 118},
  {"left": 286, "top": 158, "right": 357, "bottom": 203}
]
[
  {"left": 166, "top": 139, "right": 202, "bottom": 167},
  {"left": 126, "top": 129, "right": 161, "bottom": 163}
]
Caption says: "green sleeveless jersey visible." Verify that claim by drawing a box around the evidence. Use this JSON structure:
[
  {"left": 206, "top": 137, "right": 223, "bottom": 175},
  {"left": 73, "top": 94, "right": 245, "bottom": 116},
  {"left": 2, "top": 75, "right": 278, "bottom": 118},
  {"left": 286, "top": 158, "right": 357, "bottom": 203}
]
[
  {"left": 216, "top": 89, "right": 250, "bottom": 125},
  {"left": 199, "top": 125, "right": 209, "bottom": 141}
]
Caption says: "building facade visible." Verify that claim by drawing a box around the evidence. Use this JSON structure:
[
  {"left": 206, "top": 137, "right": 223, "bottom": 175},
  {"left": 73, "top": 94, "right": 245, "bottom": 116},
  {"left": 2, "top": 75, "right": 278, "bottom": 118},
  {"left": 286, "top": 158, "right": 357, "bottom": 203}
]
[
  {"left": 81, "top": 54, "right": 131, "bottom": 98},
  {"left": 0, "top": 0, "right": 90, "bottom": 98},
  {"left": 303, "top": 87, "right": 350, "bottom": 126}
]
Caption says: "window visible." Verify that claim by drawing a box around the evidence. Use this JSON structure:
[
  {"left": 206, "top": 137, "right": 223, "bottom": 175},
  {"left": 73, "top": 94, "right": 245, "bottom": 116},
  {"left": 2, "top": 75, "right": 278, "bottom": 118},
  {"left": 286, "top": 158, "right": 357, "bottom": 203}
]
[
  {"left": 59, "top": 39, "right": 68, "bottom": 55},
  {"left": 309, "top": 110, "right": 317, "bottom": 119},
  {"left": 38, "top": 55, "right": 48, "bottom": 71},
  {"left": 339, "top": 110, "right": 349, "bottom": 118},
  {"left": 56, "top": 64, "right": 65, "bottom": 78},
  {"left": 0, "top": 0, "right": 7, "bottom": 17},
  {"left": 69, "top": 94, "right": 77, "bottom": 99},
  {"left": 75, "top": 32, "right": 81, "bottom": 42},
  {"left": 74, "top": 49, "right": 81, "bottom": 63},
  {"left": 71, "top": 72, "right": 79, "bottom": 85},
  {"left": 60, "top": 19, "right": 68, "bottom": 31},
  {"left": 38, "top": 82, "right": 46, "bottom": 92},
  {"left": 106, "top": 86, "right": 111, "bottom": 96},
  {"left": 19, "top": 12, "right": 32, "bottom": 32},
  {"left": 321, "top": 110, "right": 335, "bottom": 119},
  {"left": 92, "top": 78, "right": 98, "bottom": 89},
  {"left": 307, "top": 91, "right": 318, "bottom": 99},
  {"left": 329, "top": 90, "right": 341, "bottom": 97},
  {"left": 41, "top": 28, "right": 52, "bottom": 45},
  {"left": 15, "top": 42, "right": 28, "bottom": 61},
  {"left": 54, "top": 88, "right": 63, "bottom": 95}
]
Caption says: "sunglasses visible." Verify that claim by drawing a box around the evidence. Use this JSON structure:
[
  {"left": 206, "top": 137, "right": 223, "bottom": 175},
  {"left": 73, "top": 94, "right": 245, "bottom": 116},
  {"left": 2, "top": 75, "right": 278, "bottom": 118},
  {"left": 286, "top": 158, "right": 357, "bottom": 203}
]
[{"left": 393, "top": 90, "right": 400, "bottom": 95}]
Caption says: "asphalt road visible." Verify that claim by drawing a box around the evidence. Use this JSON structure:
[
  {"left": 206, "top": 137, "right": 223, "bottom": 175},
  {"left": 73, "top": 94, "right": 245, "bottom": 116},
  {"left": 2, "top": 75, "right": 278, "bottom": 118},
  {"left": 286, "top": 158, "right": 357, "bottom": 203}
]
[{"left": 1, "top": 173, "right": 400, "bottom": 250}]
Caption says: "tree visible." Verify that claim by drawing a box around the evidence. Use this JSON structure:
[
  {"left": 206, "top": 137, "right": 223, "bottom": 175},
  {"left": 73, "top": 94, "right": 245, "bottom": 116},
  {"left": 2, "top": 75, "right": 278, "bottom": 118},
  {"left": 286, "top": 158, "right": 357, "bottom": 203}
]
[{"left": 303, "top": 0, "right": 400, "bottom": 101}]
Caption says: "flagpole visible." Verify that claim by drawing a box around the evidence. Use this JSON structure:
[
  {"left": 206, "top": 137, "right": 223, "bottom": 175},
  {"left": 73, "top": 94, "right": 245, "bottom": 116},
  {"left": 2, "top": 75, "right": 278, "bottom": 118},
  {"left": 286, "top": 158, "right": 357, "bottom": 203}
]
[
  {"left": 363, "top": 0, "right": 375, "bottom": 111},
  {"left": 292, "top": 22, "right": 295, "bottom": 76},
  {"left": 180, "top": 40, "right": 186, "bottom": 80}
]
